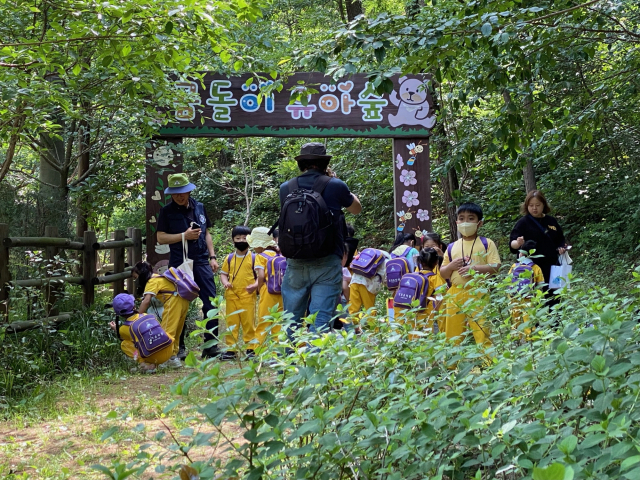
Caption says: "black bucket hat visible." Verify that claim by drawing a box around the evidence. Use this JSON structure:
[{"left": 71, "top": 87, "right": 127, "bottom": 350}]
[{"left": 295, "top": 142, "right": 333, "bottom": 161}]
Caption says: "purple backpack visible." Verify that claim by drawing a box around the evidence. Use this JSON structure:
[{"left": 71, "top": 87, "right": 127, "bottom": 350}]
[
  {"left": 511, "top": 263, "right": 534, "bottom": 292},
  {"left": 386, "top": 247, "right": 412, "bottom": 290},
  {"left": 161, "top": 267, "right": 200, "bottom": 301},
  {"left": 264, "top": 254, "right": 287, "bottom": 294},
  {"left": 393, "top": 271, "right": 435, "bottom": 309},
  {"left": 350, "top": 248, "right": 385, "bottom": 278},
  {"left": 123, "top": 314, "right": 173, "bottom": 359}
]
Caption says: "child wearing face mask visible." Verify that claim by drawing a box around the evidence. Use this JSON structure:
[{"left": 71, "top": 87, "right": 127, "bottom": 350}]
[
  {"left": 440, "top": 203, "right": 501, "bottom": 347},
  {"left": 220, "top": 225, "right": 259, "bottom": 359}
]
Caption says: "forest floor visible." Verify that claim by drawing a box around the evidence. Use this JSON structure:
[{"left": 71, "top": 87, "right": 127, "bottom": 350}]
[{"left": 0, "top": 365, "right": 242, "bottom": 480}]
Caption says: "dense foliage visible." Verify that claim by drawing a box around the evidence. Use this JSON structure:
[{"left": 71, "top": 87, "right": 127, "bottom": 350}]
[{"left": 96, "top": 270, "right": 640, "bottom": 479}]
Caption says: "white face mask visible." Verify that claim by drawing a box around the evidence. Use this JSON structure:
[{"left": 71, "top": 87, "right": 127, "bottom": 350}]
[{"left": 458, "top": 222, "right": 478, "bottom": 237}]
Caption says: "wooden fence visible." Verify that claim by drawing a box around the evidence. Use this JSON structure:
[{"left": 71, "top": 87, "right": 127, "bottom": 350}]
[{"left": 0, "top": 224, "right": 143, "bottom": 328}]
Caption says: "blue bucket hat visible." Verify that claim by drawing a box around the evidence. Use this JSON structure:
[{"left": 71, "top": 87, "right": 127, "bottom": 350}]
[{"left": 164, "top": 173, "right": 196, "bottom": 194}]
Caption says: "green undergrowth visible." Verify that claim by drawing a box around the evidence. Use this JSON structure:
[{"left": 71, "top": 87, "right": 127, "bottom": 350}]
[
  {"left": 95, "top": 267, "right": 640, "bottom": 480},
  {"left": 0, "top": 295, "right": 203, "bottom": 418}
]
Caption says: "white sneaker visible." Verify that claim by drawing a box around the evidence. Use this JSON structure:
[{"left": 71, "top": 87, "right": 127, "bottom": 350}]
[{"left": 160, "top": 356, "right": 183, "bottom": 369}]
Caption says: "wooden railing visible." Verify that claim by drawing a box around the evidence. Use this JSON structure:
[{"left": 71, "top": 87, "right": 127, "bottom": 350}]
[{"left": 0, "top": 224, "right": 143, "bottom": 324}]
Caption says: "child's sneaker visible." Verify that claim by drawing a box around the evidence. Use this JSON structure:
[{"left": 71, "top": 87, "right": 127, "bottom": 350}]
[
  {"left": 221, "top": 351, "right": 236, "bottom": 361},
  {"left": 160, "top": 356, "right": 183, "bottom": 369},
  {"left": 138, "top": 362, "right": 157, "bottom": 374}
]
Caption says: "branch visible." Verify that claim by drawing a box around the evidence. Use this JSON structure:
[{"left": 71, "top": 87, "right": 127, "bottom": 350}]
[
  {"left": 0, "top": 34, "right": 150, "bottom": 48},
  {"left": 9, "top": 167, "right": 59, "bottom": 188},
  {"left": 0, "top": 108, "right": 26, "bottom": 183},
  {"left": 524, "top": 0, "right": 603, "bottom": 24},
  {"left": 0, "top": 61, "right": 38, "bottom": 68}
]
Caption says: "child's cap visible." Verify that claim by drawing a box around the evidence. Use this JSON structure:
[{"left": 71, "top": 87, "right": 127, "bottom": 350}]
[
  {"left": 113, "top": 293, "right": 135, "bottom": 316},
  {"left": 247, "top": 227, "right": 276, "bottom": 249}
]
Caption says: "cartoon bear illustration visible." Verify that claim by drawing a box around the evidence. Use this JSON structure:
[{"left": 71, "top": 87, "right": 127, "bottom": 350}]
[{"left": 388, "top": 76, "right": 436, "bottom": 129}]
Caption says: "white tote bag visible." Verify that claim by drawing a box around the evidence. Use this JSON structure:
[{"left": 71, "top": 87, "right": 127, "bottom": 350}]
[
  {"left": 177, "top": 232, "right": 195, "bottom": 279},
  {"left": 549, "top": 252, "right": 572, "bottom": 289}
]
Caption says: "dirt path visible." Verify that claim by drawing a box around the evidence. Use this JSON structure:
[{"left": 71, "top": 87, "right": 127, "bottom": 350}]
[{"left": 0, "top": 368, "right": 244, "bottom": 479}]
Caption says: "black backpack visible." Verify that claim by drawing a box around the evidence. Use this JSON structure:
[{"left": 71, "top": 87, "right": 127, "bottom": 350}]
[{"left": 277, "top": 175, "right": 336, "bottom": 259}]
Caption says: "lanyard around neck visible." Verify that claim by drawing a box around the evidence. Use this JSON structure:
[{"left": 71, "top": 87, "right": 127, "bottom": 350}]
[
  {"left": 231, "top": 254, "right": 248, "bottom": 282},
  {"left": 461, "top": 237, "right": 478, "bottom": 266}
]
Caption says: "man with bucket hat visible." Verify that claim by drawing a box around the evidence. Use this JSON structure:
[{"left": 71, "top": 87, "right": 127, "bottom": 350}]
[
  {"left": 156, "top": 173, "right": 220, "bottom": 359},
  {"left": 277, "top": 142, "right": 362, "bottom": 336}
]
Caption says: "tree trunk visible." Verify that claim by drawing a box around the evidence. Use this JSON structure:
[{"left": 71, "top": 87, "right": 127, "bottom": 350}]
[
  {"left": 76, "top": 118, "right": 90, "bottom": 237},
  {"left": 523, "top": 159, "right": 537, "bottom": 193},
  {"left": 39, "top": 132, "right": 68, "bottom": 236},
  {"left": 335, "top": 0, "right": 347, "bottom": 23},
  {"left": 345, "top": 0, "right": 363, "bottom": 21},
  {"left": 433, "top": 123, "right": 458, "bottom": 242},
  {"left": 503, "top": 90, "right": 537, "bottom": 194}
]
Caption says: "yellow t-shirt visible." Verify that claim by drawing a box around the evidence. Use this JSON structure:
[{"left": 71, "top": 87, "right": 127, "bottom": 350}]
[
  {"left": 222, "top": 252, "right": 256, "bottom": 296},
  {"left": 508, "top": 261, "right": 544, "bottom": 285},
  {"left": 255, "top": 250, "right": 277, "bottom": 271},
  {"left": 143, "top": 274, "right": 178, "bottom": 303},
  {"left": 442, "top": 237, "right": 501, "bottom": 287}
]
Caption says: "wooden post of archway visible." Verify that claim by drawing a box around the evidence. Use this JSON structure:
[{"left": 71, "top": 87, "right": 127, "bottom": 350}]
[
  {"left": 146, "top": 73, "right": 436, "bottom": 267},
  {"left": 392, "top": 137, "right": 432, "bottom": 241},
  {"left": 145, "top": 137, "right": 183, "bottom": 270}
]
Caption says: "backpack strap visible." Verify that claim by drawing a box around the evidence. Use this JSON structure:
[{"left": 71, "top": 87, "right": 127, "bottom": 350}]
[
  {"left": 480, "top": 236, "right": 489, "bottom": 252},
  {"left": 311, "top": 175, "right": 332, "bottom": 195},
  {"left": 227, "top": 253, "right": 234, "bottom": 270},
  {"left": 252, "top": 253, "right": 256, "bottom": 280},
  {"left": 288, "top": 178, "right": 300, "bottom": 194},
  {"left": 447, "top": 242, "right": 454, "bottom": 262}
]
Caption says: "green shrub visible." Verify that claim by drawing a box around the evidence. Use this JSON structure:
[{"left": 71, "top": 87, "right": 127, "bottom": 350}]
[
  {"left": 97, "top": 269, "right": 640, "bottom": 479},
  {"left": 0, "top": 303, "right": 129, "bottom": 413}
]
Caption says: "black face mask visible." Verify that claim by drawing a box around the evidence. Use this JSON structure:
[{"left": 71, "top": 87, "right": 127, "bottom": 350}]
[{"left": 234, "top": 241, "right": 249, "bottom": 252}]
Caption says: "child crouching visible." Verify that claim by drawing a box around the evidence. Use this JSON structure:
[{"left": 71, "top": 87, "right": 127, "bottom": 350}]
[{"left": 109, "top": 293, "right": 174, "bottom": 374}]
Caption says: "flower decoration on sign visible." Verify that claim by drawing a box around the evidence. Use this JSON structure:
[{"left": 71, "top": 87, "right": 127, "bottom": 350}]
[
  {"left": 402, "top": 190, "right": 419, "bottom": 207},
  {"left": 395, "top": 154, "right": 404, "bottom": 170},
  {"left": 417, "top": 209, "right": 430, "bottom": 222},
  {"left": 399, "top": 169, "right": 417, "bottom": 186}
]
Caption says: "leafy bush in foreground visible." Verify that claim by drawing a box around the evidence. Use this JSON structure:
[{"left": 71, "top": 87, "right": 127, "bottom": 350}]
[{"left": 99, "top": 270, "right": 640, "bottom": 480}]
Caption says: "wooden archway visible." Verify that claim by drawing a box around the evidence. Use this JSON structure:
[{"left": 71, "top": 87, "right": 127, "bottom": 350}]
[{"left": 146, "top": 73, "right": 435, "bottom": 267}]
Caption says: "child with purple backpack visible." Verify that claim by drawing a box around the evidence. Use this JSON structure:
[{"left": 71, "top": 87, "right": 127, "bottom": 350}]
[
  {"left": 440, "top": 202, "right": 501, "bottom": 347},
  {"left": 133, "top": 261, "right": 194, "bottom": 368},
  {"left": 393, "top": 248, "right": 446, "bottom": 334},
  {"left": 109, "top": 293, "right": 174, "bottom": 374},
  {"left": 348, "top": 247, "right": 390, "bottom": 318},
  {"left": 509, "top": 240, "right": 544, "bottom": 333},
  {"left": 248, "top": 227, "right": 286, "bottom": 347}
]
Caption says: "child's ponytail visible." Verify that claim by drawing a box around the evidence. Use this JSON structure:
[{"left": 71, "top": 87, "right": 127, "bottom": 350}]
[
  {"left": 417, "top": 247, "right": 439, "bottom": 271},
  {"left": 133, "top": 261, "right": 153, "bottom": 296}
]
